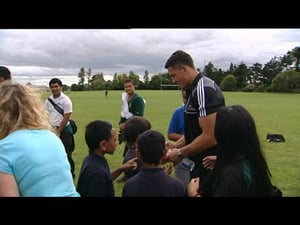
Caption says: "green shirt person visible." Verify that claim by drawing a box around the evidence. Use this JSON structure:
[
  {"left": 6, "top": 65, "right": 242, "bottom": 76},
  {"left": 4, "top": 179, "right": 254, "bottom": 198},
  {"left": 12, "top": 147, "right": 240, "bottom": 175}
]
[
  {"left": 117, "top": 79, "right": 146, "bottom": 180},
  {"left": 119, "top": 79, "right": 145, "bottom": 128}
]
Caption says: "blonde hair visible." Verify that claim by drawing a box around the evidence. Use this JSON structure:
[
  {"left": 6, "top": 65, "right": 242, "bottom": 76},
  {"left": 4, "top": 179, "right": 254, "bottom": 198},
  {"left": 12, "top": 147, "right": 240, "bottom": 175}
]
[{"left": 0, "top": 83, "right": 52, "bottom": 139}]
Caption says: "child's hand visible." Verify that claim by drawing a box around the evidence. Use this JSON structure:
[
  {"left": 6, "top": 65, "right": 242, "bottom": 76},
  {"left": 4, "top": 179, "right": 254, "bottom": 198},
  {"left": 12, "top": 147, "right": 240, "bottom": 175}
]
[
  {"left": 163, "top": 163, "right": 173, "bottom": 175},
  {"left": 202, "top": 155, "right": 216, "bottom": 170},
  {"left": 123, "top": 157, "right": 138, "bottom": 171}
]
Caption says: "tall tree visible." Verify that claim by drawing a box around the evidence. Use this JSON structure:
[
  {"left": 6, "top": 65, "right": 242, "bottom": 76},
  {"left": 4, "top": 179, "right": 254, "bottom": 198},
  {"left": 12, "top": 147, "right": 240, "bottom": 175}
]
[
  {"left": 233, "top": 62, "right": 249, "bottom": 89},
  {"left": 128, "top": 71, "right": 141, "bottom": 87},
  {"left": 112, "top": 72, "right": 118, "bottom": 89},
  {"left": 78, "top": 67, "right": 85, "bottom": 86},
  {"left": 90, "top": 73, "right": 105, "bottom": 90},
  {"left": 203, "top": 62, "right": 216, "bottom": 78},
  {"left": 149, "top": 74, "right": 161, "bottom": 90},
  {"left": 249, "top": 63, "right": 263, "bottom": 85},
  {"left": 292, "top": 47, "right": 300, "bottom": 72},
  {"left": 228, "top": 63, "right": 235, "bottom": 74},
  {"left": 281, "top": 50, "right": 295, "bottom": 70},
  {"left": 144, "top": 70, "right": 149, "bottom": 84},
  {"left": 86, "top": 67, "right": 92, "bottom": 90},
  {"left": 261, "top": 56, "right": 283, "bottom": 87}
]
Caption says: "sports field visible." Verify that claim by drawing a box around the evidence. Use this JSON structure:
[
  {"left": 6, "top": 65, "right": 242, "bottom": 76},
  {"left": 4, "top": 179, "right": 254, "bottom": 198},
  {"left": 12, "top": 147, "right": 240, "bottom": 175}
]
[{"left": 43, "top": 90, "right": 300, "bottom": 197}]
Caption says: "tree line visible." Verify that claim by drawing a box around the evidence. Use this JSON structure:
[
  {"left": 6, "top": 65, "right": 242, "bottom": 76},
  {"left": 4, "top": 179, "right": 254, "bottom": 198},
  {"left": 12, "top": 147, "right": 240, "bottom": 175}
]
[{"left": 69, "top": 47, "right": 300, "bottom": 93}]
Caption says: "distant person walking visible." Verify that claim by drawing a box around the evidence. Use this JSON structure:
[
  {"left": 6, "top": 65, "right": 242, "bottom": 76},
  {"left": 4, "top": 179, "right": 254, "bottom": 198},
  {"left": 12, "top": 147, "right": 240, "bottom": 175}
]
[{"left": 105, "top": 89, "right": 108, "bottom": 97}]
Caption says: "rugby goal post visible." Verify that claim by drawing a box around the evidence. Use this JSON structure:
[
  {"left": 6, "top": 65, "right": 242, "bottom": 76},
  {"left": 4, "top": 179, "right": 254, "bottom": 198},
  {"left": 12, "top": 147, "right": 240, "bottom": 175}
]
[{"left": 160, "top": 84, "right": 180, "bottom": 90}]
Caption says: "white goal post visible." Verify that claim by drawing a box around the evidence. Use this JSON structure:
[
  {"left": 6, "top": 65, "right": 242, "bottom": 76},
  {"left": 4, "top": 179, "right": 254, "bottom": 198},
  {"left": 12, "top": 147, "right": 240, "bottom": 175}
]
[{"left": 160, "top": 84, "right": 180, "bottom": 90}]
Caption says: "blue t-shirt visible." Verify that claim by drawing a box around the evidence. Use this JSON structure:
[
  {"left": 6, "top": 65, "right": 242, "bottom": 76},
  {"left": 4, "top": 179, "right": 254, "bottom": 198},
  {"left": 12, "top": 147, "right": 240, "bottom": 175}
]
[
  {"left": 168, "top": 105, "right": 185, "bottom": 135},
  {"left": 0, "top": 129, "right": 80, "bottom": 197}
]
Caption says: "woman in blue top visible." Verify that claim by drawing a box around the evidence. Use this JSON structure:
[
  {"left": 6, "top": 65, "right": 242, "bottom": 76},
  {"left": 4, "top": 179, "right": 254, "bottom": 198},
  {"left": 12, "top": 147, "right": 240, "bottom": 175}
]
[{"left": 0, "top": 83, "right": 80, "bottom": 197}]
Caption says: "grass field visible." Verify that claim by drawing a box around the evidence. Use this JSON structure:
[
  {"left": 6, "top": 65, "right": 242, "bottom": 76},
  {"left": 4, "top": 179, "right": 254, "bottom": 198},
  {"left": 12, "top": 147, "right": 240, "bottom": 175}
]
[{"left": 43, "top": 90, "right": 300, "bottom": 197}]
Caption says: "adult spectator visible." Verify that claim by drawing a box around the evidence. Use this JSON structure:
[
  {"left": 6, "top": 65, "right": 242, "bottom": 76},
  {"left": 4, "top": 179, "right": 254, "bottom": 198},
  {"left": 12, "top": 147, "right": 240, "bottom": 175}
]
[
  {"left": 117, "top": 79, "right": 145, "bottom": 182},
  {"left": 118, "top": 79, "right": 145, "bottom": 145},
  {"left": 0, "top": 83, "right": 79, "bottom": 197},
  {"left": 44, "top": 78, "right": 75, "bottom": 178}
]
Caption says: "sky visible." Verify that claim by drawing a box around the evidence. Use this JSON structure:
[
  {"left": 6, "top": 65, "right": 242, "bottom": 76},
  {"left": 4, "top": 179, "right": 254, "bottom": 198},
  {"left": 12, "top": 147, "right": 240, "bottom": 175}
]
[{"left": 1, "top": 29, "right": 299, "bottom": 86}]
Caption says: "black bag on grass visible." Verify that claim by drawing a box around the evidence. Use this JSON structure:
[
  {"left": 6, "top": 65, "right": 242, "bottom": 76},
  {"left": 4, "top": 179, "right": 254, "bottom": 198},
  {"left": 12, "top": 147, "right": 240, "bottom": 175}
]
[{"left": 266, "top": 134, "right": 285, "bottom": 142}]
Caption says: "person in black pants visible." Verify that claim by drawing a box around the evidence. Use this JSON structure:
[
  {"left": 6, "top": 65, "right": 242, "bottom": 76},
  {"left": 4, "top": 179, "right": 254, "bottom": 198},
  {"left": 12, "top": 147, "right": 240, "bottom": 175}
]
[{"left": 44, "top": 78, "right": 76, "bottom": 179}]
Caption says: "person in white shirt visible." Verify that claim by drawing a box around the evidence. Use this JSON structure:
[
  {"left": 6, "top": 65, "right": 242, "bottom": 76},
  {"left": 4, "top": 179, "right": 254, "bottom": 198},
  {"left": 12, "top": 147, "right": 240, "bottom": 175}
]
[{"left": 44, "top": 78, "right": 75, "bottom": 179}]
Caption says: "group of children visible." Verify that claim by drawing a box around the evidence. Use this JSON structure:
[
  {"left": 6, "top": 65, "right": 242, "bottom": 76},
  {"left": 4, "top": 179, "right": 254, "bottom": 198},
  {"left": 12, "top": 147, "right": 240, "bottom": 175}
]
[
  {"left": 76, "top": 116, "right": 187, "bottom": 197},
  {"left": 76, "top": 103, "right": 279, "bottom": 197}
]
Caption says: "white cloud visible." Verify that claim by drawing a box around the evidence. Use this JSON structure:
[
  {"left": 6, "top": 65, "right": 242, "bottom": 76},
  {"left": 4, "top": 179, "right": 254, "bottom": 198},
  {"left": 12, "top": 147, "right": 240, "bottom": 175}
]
[{"left": 1, "top": 29, "right": 299, "bottom": 85}]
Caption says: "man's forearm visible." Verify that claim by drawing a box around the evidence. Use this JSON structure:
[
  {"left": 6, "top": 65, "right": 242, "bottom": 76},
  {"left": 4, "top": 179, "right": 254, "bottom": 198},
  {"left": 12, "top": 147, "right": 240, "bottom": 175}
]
[{"left": 180, "top": 133, "right": 216, "bottom": 158}]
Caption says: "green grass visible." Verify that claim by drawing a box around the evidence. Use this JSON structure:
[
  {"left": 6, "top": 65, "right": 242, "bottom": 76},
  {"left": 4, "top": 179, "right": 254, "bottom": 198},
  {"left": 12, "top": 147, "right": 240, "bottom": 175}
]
[{"left": 43, "top": 90, "right": 300, "bottom": 197}]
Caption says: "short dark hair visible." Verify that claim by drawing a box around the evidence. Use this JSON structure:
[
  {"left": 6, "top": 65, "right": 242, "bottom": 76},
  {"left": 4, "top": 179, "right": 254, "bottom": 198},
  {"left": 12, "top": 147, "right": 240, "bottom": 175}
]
[
  {"left": 164, "top": 50, "right": 195, "bottom": 69},
  {"left": 85, "top": 120, "right": 113, "bottom": 152},
  {"left": 0, "top": 66, "right": 11, "bottom": 80},
  {"left": 49, "top": 78, "right": 62, "bottom": 87},
  {"left": 137, "top": 130, "right": 165, "bottom": 164},
  {"left": 123, "top": 116, "right": 151, "bottom": 146}
]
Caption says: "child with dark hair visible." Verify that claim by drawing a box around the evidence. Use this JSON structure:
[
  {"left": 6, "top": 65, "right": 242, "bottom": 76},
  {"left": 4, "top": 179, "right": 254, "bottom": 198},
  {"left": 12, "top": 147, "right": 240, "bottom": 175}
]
[
  {"left": 117, "top": 79, "right": 146, "bottom": 182},
  {"left": 122, "top": 130, "right": 187, "bottom": 197},
  {"left": 122, "top": 116, "right": 151, "bottom": 181},
  {"left": 77, "top": 120, "right": 137, "bottom": 197},
  {"left": 188, "top": 105, "right": 280, "bottom": 197}
]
